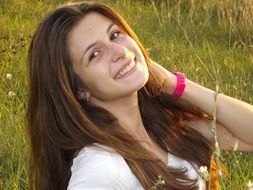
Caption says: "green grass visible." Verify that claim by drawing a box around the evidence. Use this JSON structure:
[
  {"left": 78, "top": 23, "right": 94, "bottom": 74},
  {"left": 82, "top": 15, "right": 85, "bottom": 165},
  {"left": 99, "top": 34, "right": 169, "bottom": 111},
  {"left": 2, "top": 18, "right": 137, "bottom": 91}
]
[{"left": 0, "top": 0, "right": 252, "bottom": 189}]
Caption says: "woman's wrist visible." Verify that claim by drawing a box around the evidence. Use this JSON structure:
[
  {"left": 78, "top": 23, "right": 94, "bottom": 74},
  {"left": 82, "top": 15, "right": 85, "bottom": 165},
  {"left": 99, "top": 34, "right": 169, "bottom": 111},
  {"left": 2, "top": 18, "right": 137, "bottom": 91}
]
[{"left": 171, "top": 72, "right": 186, "bottom": 98}]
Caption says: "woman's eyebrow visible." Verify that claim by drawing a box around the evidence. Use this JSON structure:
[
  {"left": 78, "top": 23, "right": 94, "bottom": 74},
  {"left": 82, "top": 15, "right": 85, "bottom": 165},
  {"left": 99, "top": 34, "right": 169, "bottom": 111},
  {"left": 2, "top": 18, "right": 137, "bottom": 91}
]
[{"left": 79, "top": 22, "right": 115, "bottom": 64}]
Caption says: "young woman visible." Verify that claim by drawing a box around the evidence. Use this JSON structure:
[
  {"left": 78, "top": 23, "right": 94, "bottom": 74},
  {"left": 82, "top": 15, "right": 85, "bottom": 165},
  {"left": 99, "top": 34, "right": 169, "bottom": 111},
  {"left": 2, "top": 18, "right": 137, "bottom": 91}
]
[{"left": 27, "top": 1, "right": 253, "bottom": 190}]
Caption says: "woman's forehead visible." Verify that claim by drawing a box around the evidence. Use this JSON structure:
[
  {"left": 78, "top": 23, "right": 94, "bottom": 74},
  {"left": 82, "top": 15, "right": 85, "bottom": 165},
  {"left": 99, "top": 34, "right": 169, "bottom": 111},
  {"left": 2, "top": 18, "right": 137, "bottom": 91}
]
[
  {"left": 81, "top": 12, "right": 112, "bottom": 29},
  {"left": 69, "top": 12, "right": 115, "bottom": 46},
  {"left": 67, "top": 12, "right": 116, "bottom": 64}
]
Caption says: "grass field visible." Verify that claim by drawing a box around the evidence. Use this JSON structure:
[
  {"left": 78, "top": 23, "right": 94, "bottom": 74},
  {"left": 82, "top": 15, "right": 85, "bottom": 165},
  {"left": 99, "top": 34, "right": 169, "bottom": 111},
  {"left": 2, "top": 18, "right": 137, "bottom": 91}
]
[{"left": 0, "top": 0, "right": 253, "bottom": 189}]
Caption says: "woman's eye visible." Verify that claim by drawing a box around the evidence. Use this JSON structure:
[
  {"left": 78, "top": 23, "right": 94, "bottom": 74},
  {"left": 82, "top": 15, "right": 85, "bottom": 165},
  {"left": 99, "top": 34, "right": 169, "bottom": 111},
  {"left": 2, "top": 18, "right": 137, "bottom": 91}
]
[
  {"left": 110, "top": 31, "right": 120, "bottom": 40},
  {"left": 89, "top": 51, "right": 99, "bottom": 61}
]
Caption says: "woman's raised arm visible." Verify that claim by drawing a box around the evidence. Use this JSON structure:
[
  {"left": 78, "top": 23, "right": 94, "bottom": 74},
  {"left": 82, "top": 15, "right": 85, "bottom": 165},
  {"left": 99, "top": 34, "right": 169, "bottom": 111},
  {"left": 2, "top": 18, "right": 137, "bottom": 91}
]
[{"left": 151, "top": 61, "right": 253, "bottom": 145}]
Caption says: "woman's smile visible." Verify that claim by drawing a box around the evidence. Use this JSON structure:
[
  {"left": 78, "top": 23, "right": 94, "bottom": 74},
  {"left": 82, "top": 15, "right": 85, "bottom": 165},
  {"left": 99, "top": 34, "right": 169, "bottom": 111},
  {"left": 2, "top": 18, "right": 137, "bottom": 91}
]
[{"left": 114, "top": 57, "right": 137, "bottom": 79}]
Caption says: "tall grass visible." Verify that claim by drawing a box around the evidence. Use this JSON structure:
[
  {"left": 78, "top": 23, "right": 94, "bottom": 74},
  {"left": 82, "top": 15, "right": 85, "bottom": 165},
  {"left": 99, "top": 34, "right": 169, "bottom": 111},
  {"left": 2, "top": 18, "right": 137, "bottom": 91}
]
[{"left": 0, "top": 0, "right": 252, "bottom": 189}]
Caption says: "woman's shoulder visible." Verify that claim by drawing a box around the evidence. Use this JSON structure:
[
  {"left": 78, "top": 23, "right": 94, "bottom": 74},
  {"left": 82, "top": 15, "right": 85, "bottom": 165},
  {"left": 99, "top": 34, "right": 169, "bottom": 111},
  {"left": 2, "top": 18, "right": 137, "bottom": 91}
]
[
  {"left": 68, "top": 145, "right": 121, "bottom": 189},
  {"left": 67, "top": 145, "right": 143, "bottom": 189},
  {"left": 71, "top": 144, "right": 123, "bottom": 174}
]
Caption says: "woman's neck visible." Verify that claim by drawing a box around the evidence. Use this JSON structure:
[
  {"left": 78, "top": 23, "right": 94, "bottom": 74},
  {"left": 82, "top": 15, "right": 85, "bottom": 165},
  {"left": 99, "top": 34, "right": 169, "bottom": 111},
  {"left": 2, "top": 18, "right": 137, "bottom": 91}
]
[{"left": 90, "top": 92, "right": 150, "bottom": 141}]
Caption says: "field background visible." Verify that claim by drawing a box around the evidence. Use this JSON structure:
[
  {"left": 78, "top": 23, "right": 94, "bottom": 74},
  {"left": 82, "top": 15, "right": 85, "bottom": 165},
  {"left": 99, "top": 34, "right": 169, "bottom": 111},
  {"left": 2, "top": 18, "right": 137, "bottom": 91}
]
[{"left": 0, "top": 0, "right": 252, "bottom": 189}]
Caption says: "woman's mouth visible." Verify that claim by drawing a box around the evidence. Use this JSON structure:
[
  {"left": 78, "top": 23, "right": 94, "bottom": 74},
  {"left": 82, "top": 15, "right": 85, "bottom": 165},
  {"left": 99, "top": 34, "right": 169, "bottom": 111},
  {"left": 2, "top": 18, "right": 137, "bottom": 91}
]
[{"left": 114, "top": 58, "right": 137, "bottom": 79}]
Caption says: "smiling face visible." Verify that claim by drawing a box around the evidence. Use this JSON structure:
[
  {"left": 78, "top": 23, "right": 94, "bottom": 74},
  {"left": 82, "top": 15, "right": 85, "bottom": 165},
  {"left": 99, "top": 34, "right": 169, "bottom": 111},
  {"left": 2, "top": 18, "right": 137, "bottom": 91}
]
[{"left": 68, "top": 12, "right": 149, "bottom": 105}]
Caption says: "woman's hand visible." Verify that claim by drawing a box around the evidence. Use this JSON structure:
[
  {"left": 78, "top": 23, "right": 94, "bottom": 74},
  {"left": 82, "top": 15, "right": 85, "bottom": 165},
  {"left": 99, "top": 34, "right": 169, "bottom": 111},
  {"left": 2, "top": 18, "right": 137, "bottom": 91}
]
[{"left": 150, "top": 60, "right": 177, "bottom": 94}]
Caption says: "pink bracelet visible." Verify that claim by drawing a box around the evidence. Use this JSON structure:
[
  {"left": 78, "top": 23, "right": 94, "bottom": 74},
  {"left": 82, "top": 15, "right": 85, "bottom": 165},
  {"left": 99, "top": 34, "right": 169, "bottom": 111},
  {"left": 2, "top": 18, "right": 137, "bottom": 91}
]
[{"left": 172, "top": 72, "right": 186, "bottom": 98}]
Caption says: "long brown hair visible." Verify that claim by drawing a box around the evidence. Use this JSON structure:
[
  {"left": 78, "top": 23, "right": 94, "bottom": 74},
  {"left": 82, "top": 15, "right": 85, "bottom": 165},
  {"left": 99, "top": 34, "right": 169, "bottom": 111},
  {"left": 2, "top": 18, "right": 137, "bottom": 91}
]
[{"left": 27, "top": 1, "right": 213, "bottom": 189}]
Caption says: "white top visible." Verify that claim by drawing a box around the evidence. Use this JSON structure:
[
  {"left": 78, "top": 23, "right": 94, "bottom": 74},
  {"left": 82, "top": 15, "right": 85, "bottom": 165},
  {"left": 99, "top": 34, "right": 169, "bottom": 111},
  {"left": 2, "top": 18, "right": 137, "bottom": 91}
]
[{"left": 67, "top": 145, "right": 206, "bottom": 190}]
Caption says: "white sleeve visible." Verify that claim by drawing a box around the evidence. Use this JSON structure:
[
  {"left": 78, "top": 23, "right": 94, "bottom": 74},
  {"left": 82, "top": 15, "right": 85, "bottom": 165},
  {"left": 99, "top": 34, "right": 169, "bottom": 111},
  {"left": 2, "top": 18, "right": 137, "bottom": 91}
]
[{"left": 67, "top": 147, "right": 120, "bottom": 190}]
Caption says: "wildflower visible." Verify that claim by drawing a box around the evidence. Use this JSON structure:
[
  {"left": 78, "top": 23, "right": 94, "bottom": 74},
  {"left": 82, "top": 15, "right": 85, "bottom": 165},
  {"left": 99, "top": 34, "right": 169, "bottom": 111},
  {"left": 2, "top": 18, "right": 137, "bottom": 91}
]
[
  {"left": 6, "top": 73, "right": 12, "bottom": 79},
  {"left": 232, "top": 139, "right": 239, "bottom": 152},
  {"left": 150, "top": 175, "right": 165, "bottom": 190},
  {"left": 247, "top": 180, "right": 253, "bottom": 190},
  {"left": 198, "top": 166, "right": 210, "bottom": 181},
  {"left": 8, "top": 91, "right": 16, "bottom": 97},
  {"left": 157, "top": 175, "right": 165, "bottom": 185},
  {"left": 217, "top": 169, "right": 222, "bottom": 177}
]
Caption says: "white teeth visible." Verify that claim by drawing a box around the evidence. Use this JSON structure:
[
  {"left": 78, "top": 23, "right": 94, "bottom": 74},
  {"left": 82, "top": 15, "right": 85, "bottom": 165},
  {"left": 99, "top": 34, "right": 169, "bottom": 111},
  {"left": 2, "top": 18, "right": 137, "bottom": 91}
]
[{"left": 115, "top": 61, "right": 135, "bottom": 79}]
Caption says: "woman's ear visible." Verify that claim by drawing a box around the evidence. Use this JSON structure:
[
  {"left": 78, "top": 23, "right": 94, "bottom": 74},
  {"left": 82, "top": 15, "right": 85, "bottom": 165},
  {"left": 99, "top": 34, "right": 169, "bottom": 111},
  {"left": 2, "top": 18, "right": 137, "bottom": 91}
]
[
  {"left": 73, "top": 73, "right": 91, "bottom": 101},
  {"left": 77, "top": 88, "right": 91, "bottom": 101}
]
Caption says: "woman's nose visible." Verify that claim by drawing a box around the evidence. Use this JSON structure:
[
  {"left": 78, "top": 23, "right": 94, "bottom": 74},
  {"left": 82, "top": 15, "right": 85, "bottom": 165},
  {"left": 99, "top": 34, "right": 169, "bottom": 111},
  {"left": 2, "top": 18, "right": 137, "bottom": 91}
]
[{"left": 110, "top": 43, "right": 128, "bottom": 63}]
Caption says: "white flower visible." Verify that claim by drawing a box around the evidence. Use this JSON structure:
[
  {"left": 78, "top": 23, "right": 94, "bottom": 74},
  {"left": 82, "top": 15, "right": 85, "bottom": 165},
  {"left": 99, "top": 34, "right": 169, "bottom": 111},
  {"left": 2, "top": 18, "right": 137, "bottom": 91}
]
[
  {"left": 199, "top": 166, "right": 208, "bottom": 174},
  {"left": 150, "top": 175, "right": 165, "bottom": 190},
  {"left": 198, "top": 166, "right": 210, "bottom": 181},
  {"left": 247, "top": 180, "right": 253, "bottom": 190},
  {"left": 6, "top": 73, "right": 12, "bottom": 79},
  {"left": 8, "top": 91, "right": 16, "bottom": 97},
  {"left": 232, "top": 139, "right": 239, "bottom": 152},
  {"left": 218, "top": 169, "right": 222, "bottom": 177}
]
